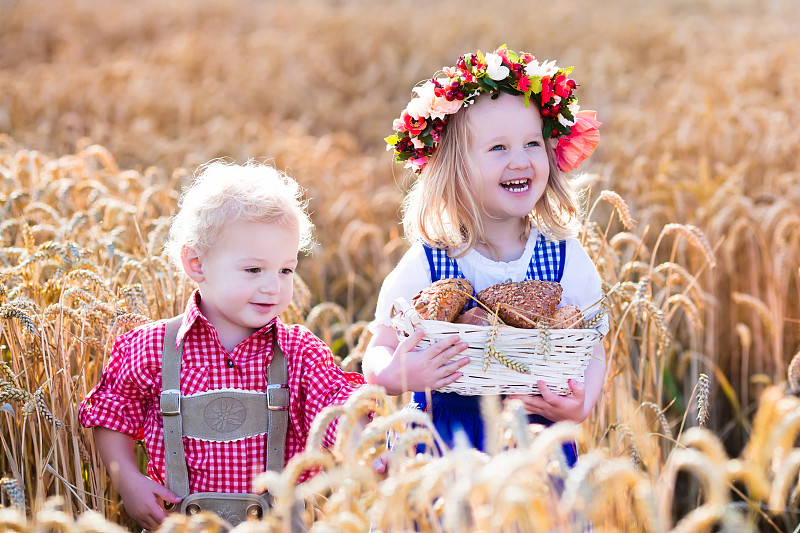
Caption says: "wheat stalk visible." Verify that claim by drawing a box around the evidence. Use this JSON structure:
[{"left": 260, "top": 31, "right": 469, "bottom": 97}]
[
  {"left": 0, "top": 303, "right": 37, "bottom": 336},
  {"left": 653, "top": 223, "right": 717, "bottom": 270},
  {"left": 640, "top": 401, "right": 674, "bottom": 441},
  {"left": 537, "top": 318, "right": 551, "bottom": 361},
  {"left": 33, "top": 383, "right": 66, "bottom": 430},
  {"left": 696, "top": 374, "right": 710, "bottom": 428},
  {"left": 619, "top": 260, "right": 661, "bottom": 283},
  {"left": 607, "top": 422, "right": 643, "bottom": 469},
  {"left": 788, "top": 349, "right": 800, "bottom": 394},
  {"left": 665, "top": 293, "right": 702, "bottom": 331},
  {"left": 583, "top": 305, "right": 608, "bottom": 330},
  {"left": 731, "top": 292, "right": 775, "bottom": 337},
  {"left": 0, "top": 360, "right": 20, "bottom": 388},
  {"left": 117, "top": 283, "right": 147, "bottom": 315},
  {"left": 597, "top": 190, "right": 635, "bottom": 229}
]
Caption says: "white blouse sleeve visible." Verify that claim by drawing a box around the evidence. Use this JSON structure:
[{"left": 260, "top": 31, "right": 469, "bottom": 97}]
[
  {"left": 370, "top": 242, "right": 432, "bottom": 332},
  {"left": 559, "top": 238, "right": 610, "bottom": 336}
]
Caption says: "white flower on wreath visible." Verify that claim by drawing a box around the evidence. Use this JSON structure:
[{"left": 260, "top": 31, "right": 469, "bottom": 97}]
[
  {"left": 408, "top": 79, "right": 463, "bottom": 121},
  {"left": 558, "top": 104, "right": 581, "bottom": 127},
  {"left": 525, "top": 59, "right": 559, "bottom": 78},
  {"left": 484, "top": 53, "right": 510, "bottom": 80},
  {"left": 407, "top": 82, "right": 435, "bottom": 120}
]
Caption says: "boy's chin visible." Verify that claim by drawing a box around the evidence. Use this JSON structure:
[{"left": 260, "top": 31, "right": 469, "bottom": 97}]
[{"left": 244, "top": 317, "right": 278, "bottom": 330}]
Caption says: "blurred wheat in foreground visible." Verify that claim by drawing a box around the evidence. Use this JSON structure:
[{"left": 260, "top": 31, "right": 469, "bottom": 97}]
[{"left": 3, "top": 384, "right": 800, "bottom": 532}]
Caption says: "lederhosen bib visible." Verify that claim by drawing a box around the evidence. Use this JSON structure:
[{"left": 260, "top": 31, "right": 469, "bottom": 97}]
[{"left": 159, "top": 315, "right": 289, "bottom": 526}]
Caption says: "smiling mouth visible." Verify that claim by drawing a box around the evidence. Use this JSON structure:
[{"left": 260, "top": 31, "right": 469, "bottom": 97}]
[{"left": 501, "top": 179, "right": 530, "bottom": 193}]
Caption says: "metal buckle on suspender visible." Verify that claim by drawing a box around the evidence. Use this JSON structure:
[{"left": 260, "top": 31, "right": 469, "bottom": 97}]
[
  {"left": 160, "top": 389, "right": 181, "bottom": 416},
  {"left": 266, "top": 384, "right": 289, "bottom": 411}
]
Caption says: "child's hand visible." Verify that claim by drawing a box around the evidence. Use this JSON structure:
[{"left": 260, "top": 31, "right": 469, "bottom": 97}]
[
  {"left": 506, "top": 379, "right": 588, "bottom": 423},
  {"left": 390, "top": 329, "right": 469, "bottom": 394},
  {"left": 117, "top": 472, "right": 181, "bottom": 530},
  {"left": 371, "top": 451, "right": 390, "bottom": 478}
]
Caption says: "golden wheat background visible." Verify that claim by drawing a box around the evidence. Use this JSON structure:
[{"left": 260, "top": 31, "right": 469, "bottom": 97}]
[{"left": 1, "top": 0, "right": 800, "bottom": 531}]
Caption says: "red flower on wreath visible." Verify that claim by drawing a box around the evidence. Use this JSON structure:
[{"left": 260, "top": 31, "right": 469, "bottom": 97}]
[
  {"left": 393, "top": 110, "right": 427, "bottom": 136},
  {"left": 517, "top": 74, "right": 532, "bottom": 93},
  {"left": 554, "top": 74, "right": 572, "bottom": 99},
  {"left": 541, "top": 76, "right": 554, "bottom": 105},
  {"left": 555, "top": 110, "right": 601, "bottom": 172}
]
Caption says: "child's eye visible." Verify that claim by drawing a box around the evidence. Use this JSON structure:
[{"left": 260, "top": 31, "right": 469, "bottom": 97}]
[
  {"left": 280, "top": 268, "right": 294, "bottom": 275},
  {"left": 245, "top": 267, "right": 261, "bottom": 274},
  {"left": 526, "top": 141, "right": 541, "bottom": 147},
  {"left": 489, "top": 144, "right": 505, "bottom": 151}
]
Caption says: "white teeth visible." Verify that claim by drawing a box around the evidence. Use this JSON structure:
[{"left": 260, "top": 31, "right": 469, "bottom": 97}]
[{"left": 501, "top": 179, "right": 530, "bottom": 192}]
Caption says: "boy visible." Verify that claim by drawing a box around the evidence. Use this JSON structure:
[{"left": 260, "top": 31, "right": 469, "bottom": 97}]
[{"left": 80, "top": 161, "right": 365, "bottom": 530}]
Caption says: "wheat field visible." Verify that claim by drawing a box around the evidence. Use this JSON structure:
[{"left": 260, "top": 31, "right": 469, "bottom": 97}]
[{"left": 1, "top": 0, "right": 800, "bottom": 531}]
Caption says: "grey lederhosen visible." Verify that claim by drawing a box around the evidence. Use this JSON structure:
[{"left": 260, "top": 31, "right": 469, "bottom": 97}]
[{"left": 159, "top": 315, "right": 306, "bottom": 530}]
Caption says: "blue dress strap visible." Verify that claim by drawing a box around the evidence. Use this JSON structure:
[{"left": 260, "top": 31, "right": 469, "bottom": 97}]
[
  {"left": 422, "top": 243, "right": 467, "bottom": 282},
  {"left": 423, "top": 245, "right": 440, "bottom": 283},
  {"left": 416, "top": 244, "right": 473, "bottom": 411},
  {"left": 526, "top": 234, "right": 567, "bottom": 283},
  {"left": 421, "top": 244, "right": 476, "bottom": 310}
]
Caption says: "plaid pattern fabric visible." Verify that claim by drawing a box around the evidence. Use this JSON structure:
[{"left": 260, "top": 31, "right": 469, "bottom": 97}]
[
  {"left": 423, "top": 245, "right": 477, "bottom": 310},
  {"left": 423, "top": 244, "right": 468, "bottom": 282},
  {"left": 526, "top": 234, "right": 567, "bottom": 282},
  {"left": 424, "top": 233, "right": 566, "bottom": 288},
  {"left": 80, "top": 290, "right": 365, "bottom": 492}
]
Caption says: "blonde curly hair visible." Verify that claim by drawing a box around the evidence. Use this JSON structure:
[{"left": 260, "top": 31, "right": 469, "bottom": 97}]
[{"left": 165, "top": 160, "right": 314, "bottom": 271}]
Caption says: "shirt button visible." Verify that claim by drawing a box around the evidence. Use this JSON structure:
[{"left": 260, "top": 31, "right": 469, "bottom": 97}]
[{"left": 226, "top": 359, "right": 234, "bottom": 368}]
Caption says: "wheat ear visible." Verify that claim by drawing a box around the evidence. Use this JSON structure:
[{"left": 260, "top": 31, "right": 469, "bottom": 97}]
[{"left": 696, "top": 374, "right": 710, "bottom": 427}]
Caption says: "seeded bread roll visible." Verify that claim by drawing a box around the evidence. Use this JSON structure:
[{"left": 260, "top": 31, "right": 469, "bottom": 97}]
[
  {"left": 455, "top": 307, "right": 492, "bottom": 326},
  {"left": 548, "top": 305, "right": 584, "bottom": 329},
  {"left": 411, "top": 278, "right": 474, "bottom": 322},
  {"left": 476, "top": 280, "right": 563, "bottom": 328}
]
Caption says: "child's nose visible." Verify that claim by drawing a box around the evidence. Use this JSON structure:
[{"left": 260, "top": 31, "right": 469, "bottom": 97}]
[
  {"left": 260, "top": 275, "right": 280, "bottom": 293},
  {"left": 508, "top": 148, "right": 531, "bottom": 169}
]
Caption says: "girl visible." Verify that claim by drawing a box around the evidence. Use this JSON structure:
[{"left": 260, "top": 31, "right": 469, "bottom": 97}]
[{"left": 363, "top": 46, "right": 607, "bottom": 463}]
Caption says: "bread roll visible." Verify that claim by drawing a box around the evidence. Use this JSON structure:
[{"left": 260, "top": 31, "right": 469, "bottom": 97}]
[
  {"left": 455, "top": 306, "right": 492, "bottom": 326},
  {"left": 476, "top": 280, "right": 562, "bottom": 328},
  {"left": 411, "top": 278, "right": 474, "bottom": 322},
  {"left": 548, "top": 304, "right": 583, "bottom": 328}
]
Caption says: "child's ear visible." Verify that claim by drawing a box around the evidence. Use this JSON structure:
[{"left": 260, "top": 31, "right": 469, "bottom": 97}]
[{"left": 181, "top": 246, "right": 205, "bottom": 283}]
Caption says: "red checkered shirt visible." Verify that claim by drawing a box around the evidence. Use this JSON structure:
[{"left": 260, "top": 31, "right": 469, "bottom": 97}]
[{"left": 79, "top": 290, "right": 365, "bottom": 493}]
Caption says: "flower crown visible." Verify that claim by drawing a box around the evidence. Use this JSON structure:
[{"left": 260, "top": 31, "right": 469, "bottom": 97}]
[{"left": 385, "top": 45, "right": 601, "bottom": 174}]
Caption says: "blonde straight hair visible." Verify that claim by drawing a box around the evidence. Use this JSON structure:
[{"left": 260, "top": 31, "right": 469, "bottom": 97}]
[{"left": 401, "top": 94, "right": 581, "bottom": 257}]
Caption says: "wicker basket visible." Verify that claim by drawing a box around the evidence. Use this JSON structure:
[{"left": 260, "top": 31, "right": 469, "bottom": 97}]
[{"left": 391, "top": 298, "right": 603, "bottom": 396}]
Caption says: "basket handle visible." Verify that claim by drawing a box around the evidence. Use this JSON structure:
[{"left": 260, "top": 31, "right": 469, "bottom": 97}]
[{"left": 390, "top": 297, "right": 423, "bottom": 337}]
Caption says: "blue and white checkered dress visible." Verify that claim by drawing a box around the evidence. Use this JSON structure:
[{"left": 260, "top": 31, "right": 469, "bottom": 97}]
[
  {"left": 423, "top": 233, "right": 566, "bottom": 282},
  {"left": 414, "top": 234, "right": 578, "bottom": 465}
]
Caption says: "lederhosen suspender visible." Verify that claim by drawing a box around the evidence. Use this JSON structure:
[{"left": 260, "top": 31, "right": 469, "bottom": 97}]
[{"left": 159, "top": 315, "right": 290, "bottom": 524}]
